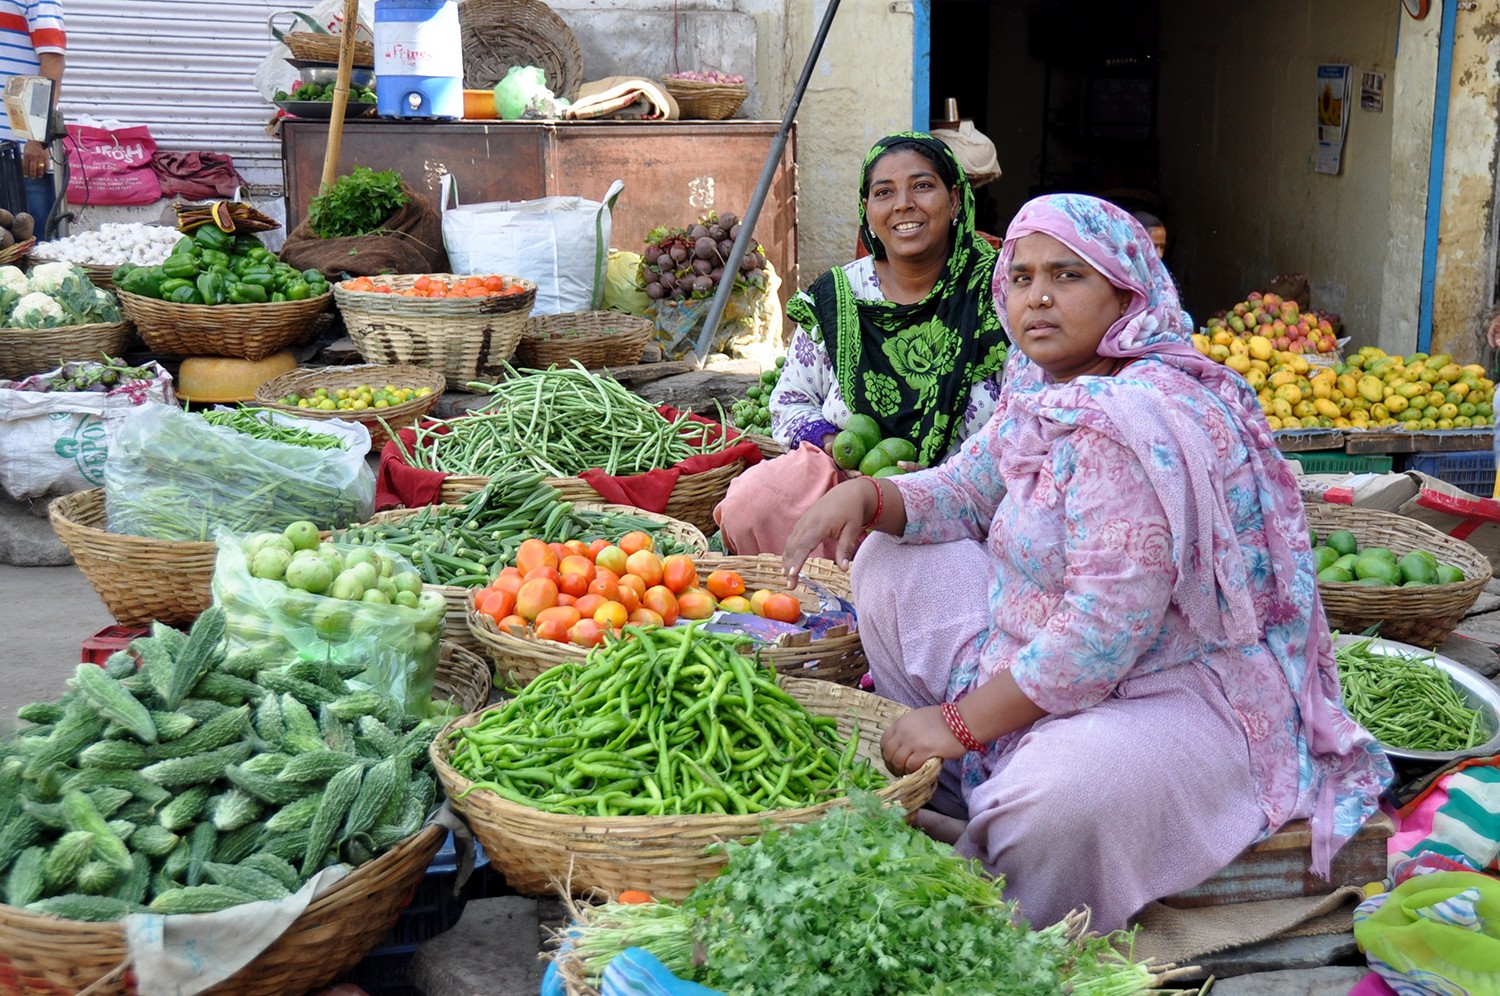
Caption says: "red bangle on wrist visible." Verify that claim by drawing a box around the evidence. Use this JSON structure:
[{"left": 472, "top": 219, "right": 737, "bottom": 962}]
[
  {"left": 862, "top": 476, "right": 883, "bottom": 530},
  {"left": 941, "top": 701, "right": 986, "bottom": 753}
]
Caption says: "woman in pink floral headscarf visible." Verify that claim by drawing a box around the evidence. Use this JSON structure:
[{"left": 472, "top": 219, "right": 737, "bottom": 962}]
[{"left": 784, "top": 193, "right": 1391, "bottom": 932}]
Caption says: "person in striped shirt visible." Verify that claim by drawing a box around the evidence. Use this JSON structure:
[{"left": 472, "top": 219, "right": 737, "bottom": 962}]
[{"left": 0, "top": 0, "right": 64, "bottom": 234}]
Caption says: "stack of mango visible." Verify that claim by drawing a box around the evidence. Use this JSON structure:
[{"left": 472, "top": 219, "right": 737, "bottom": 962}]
[{"left": 1189, "top": 336, "right": 1496, "bottom": 432}]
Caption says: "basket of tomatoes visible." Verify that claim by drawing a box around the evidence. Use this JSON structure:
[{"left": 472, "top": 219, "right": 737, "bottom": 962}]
[
  {"left": 333, "top": 273, "right": 537, "bottom": 382},
  {"left": 466, "top": 540, "right": 866, "bottom": 686}
]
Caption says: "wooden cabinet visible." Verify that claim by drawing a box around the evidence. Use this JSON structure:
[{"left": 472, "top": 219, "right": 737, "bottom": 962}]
[{"left": 281, "top": 119, "right": 798, "bottom": 305}]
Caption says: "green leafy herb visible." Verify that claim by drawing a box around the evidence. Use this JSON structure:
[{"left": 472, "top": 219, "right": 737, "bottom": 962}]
[{"left": 305, "top": 166, "right": 408, "bottom": 240}]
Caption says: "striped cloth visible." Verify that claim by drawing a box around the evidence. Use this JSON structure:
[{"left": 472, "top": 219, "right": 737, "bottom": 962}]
[
  {"left": 0, "top": 0, "right": 64, "bottom": 144},
  {"left": 1352, "top": 871, "right": 1500, "bottom": 996},
  {"left": 1390, "top": 760, "right": 1500, "bottom": 881}
]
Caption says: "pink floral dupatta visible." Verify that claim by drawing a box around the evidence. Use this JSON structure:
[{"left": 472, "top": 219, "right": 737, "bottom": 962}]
[{"left": 991, "top": 194, "right": 1390, "bottom": 875}]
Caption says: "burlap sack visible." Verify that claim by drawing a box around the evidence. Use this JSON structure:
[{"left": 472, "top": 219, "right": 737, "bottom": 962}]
[
  {"left": 279, "top": 182, "right": 449, "bottom": 281},
  {"left": 1130, "top": 885, "right": 1365, "bottom": 966}
]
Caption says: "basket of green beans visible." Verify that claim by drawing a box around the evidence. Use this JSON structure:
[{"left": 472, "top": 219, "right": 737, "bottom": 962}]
[{"left": 431, "top": 623, "right": 940, "bottom": 899}]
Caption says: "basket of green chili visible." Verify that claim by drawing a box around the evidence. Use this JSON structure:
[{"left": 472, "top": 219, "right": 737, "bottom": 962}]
[{"left": 432, "top": 624, "right": 939, "bottom": 899}]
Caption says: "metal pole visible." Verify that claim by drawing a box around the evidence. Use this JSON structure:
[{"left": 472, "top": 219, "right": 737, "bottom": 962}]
[{"left": 692, "top": 0, "right": 844, "bottom": 362}]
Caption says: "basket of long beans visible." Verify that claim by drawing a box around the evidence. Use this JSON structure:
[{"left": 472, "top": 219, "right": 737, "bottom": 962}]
[
  {"left": 1304, "top": 503, "right": 1492, "bottom": 646},
  {"left": 431, "top": 623, "right": 940, "bottom": 898},
  {"left": 339, "top": 473, "right": 708, "bottom": 651},
  {"left": 389, "top": 363, "right": 755, "bottom": 534}
]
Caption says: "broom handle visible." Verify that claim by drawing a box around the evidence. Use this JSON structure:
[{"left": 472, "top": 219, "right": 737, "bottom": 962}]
[{"left": 318, "top": 0, "right": 361, "bottom": 193}]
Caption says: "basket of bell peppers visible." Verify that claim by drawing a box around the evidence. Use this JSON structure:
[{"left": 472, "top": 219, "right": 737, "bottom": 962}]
[{"left": 110, "top": 227, "right": 335, "bottom": 361}]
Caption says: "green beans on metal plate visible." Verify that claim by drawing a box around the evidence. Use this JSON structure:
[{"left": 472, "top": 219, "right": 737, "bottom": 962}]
[
  {"left": 446, "top": 623, "right": 887, "bottom": 817},
  {"left": 1335, "top": 638, "right": 1487, "bottom": 752}
]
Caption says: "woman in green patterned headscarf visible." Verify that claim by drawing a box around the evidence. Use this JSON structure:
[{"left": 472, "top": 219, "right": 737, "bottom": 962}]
[{"left": 714, "top": 133, "right": 1008, "bottom": 559}]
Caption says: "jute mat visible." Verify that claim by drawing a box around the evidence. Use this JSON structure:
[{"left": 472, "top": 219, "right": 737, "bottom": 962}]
[{"left": 1130, "top": 886, "right": 1366, "bottom": 965}]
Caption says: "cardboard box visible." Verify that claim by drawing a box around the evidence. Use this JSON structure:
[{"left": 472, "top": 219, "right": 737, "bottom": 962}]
[{"left": 1308, "top": 470, "right": 1500, "bottom": 574}]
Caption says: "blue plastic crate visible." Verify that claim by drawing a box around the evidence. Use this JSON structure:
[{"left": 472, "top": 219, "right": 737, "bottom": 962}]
[{"left": 1406, "top": 449, "right": 1496, "bottom": 497}]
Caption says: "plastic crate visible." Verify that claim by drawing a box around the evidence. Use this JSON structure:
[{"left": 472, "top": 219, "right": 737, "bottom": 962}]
[
  {"left": 80, "top": 624, "right": 149, "bottom": 666},
  {"left": 1287, "top": 451, "right": 1394, "bottom": 475},
  {"left": 336, "top": 832, "right": 491, "bottom": 995},
  {"left": 1406, "top": 449, "right": 1497, "bottom": 496}
]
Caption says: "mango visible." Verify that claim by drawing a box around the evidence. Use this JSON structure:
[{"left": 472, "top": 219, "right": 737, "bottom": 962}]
[
  {"left": 1357, "top": 375, "right": 1385, "bottom": 403},
  {"left": 1247, "top": 335, "right": 1273, "bottom": 360},
  {"left": 1313, "top": 398, "right": 1340, "bottom": 419}
]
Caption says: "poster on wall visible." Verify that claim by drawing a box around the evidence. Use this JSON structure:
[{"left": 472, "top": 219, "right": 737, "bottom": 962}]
[{"left": 1316, "top": 64, "right": 1352, "bottom": 174}]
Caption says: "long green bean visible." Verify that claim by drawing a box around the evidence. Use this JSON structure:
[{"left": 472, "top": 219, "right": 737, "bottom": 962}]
[
  {"left": 1335, "top": 638, "right": 1489, "bottom": 752},
  {"left": 398, "top": 362, "right": 730, "bottom": 477},
  {"left": 200, "top": 406, "right": 347, "bottom": 450}
]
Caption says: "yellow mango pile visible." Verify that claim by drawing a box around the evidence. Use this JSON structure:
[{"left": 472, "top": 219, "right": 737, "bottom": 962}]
[{"left": 1188, "top": 337, "right": 1495, "bottom": 431}]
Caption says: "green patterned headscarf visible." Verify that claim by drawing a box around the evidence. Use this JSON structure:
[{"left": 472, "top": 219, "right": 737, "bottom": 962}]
[{"left": 785, "top": 133, "right": 1007, "bottom": 464}]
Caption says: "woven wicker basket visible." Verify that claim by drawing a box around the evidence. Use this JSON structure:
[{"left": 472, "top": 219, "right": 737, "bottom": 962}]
[
  {"left": 435, "top": 638, "right": 495, "bottom": 712},
  {"left": 335, "top": 275, "right": 537, "bottom": 382},
  {"left": 1304, "top": 503, "right": 1493, "bottom": 646},
  {"left": 254, "top": 363, "right": 446, "bottom": 451},
  {"left": 117, "top": 289, "right": 332, "bottom": 361},
  {"left": 516, "top": 312, "right": 654, "bottom": 370},
  {"left": 0, "top": 321, "right": 135, "bottom": 380},
  {"left": 432, "top": 677, "right": 940, "bottom": 898},
  {"left": 743, "top": 432, "right": 784, "bottom": 459},
  {"left": 0, "top": 237, "right": 35, "bottom": 267},
  {"left": 360, "top": 499, "right": 706, "bottom": 664},
  {"left": 467, "top": 554, "right": 853, "bottom": 687},
  {"left": 284, "top": 31, "right": 374, "bottom": 67},
  {"left": 459, "top": 0, "right": 584, "bottom": 98},
  {"left": 661, "top": 79, "right": 748, "bottom": 120},
  {"left": 49, "top": 488, "right": 216, "bottom": 627},
  {"left": 27, "top": 256, "right": 117, "bottom": 291},
  {"left": 436, "top": 458, "right": 746, "bottom": 537}
]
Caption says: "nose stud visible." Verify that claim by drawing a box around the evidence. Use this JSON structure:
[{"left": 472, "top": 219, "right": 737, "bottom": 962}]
[{"left": 1040, "top": 294, "right": 1052, "bottom": 306}]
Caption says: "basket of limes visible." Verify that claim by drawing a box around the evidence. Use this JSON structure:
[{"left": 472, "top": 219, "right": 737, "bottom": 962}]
[
  {"left": 827, "top": 414, "right": 918, "bottom": 477},
  {"left": 1304, "top": 503, "right": 1492, "bottom": 647},
  {"left": 254, "top": 363, "right": 445, "bottom": 450}
]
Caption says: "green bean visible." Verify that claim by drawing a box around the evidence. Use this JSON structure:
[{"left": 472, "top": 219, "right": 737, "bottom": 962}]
[
  {"left": 200, "top": 406, "right": 347, "bottom": 450},
  {"left": 1335, "top": 638, "right": 1489, "bottom": 752}
]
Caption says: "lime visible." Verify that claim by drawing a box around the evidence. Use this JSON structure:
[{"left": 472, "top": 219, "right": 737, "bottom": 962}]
[
  {"left": 1353, "top": 556, "right": 1401, "bottom": 585},
  {"left": 871, "top": 465, "right": 905, "bottom": 478},
  {"left": 1333, "top": 554, "right": 1360, "bottom": 572},
  {"left": 1324, "top": 530, "right": 1359, "bottom": 557},
  {"left": 843, "top": 414, "right": 884, "bottom": 452},
  {"left": 1396, "top": 553, "right": 1436, "bottom": 585},
  {"left": 1355, "top": 576, "right": 1392, "bottom": 587},
  {"left": 1435, "top": 564, "right": 1467, "bottom": 584},
  {"left": 1406, "top": 549, "right": 1439, "bottom": 571},
  {"left": 1317, "top": 566, "right": 1353, "bottom": 583},
  {"left": 830, "top": 430, "right": 867, "bottom": 471},
  {"left": 858, "top": 447, "right": 895, "bottom": 477},
  {"left": 1362, "top": 546, "right": 1398, "bottom": 564},
  {"left": 1312, "top": 546, "right": 1341, "bottom": 573},
  {"left": 1308, "top": 528, "right": 1319, "bottom": 548},
  {"left": 874, "top": 437, "right": 918, "bottom": 465}
]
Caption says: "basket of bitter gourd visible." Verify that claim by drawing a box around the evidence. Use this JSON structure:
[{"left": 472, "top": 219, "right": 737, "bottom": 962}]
[{"left": 0, "top": 608, "right": 489, "bottom": 996}]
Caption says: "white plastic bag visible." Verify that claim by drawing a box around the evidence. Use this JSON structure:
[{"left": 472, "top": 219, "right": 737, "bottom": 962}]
[
  {"left": 440, "top": 174, "right": 624, "bottom": 315},
  {"left": 0, "top": 362, "right": 174, "bottom": 499}
]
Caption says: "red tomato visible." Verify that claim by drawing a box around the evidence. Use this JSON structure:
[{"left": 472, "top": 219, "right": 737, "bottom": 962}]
[
  {"left": 587, "top": 538, "right": 611, "bottom": 560},
  {"left": 593, "top": 600, "right": 629, "bottom": 629},
  {"left": 558, "top": 555, "right": 596, "bottom": 584},
  {"left": 523, "top": 565, "right": 560, "bottom": 587},
  {"left": 594, "top": 545, "right": 628, "bottom": 576},
  {"left": 617, "top": 585, "right": 642, "bottom": 614},
  {"left": 760, "top": 592, "right": 802, "bottom": 623},
  {"left": 625, "top": 550, "right": 664, "bottom": 588},
  {"left": 749, "top": 589, "right": 773, "bottom": 616},
  {"left": 497, "top": 613, "right": 528, "bottom": 633},
  {"left": 677, "top": 589, "right": 717, "bottom": 620},
  {"left": 515, "top": 538, "right": 558, "bottom": 575},
  {"left": 534, "top": 618, "right": 571, "bottom": 643},
  {"left": 516, "top": 578, "right": 559, "bottom": 620},
  {"left": 588, "top": 576, "right": 621, "bottom": 603},
  {"left": 661, "top": 554, "right": 697, "bottom": 594},
  {"left": 557, "top": 571, "right": 590, "bottom": 598},
  {"left": 617, "top": 573, "right": 646, "bottom": 599},
  {"left": 548, "top": 542, "right": 570, "bottom": 564},
  {"left": 618, "top": 531, "right": 655, "bottom": 556},
  {"left": 641, "top": 586, "right": 679, "bottom": 626},
  {"left": 497, "top": 565, "right": 522, "bottom": 580},
  {"left": 492, "top": 573, "right": 523, "bottom": 596},
  {"left": 556, "top": 592, "right": 577, "bottom": 607},
  {"left": 568, "top": 618, "right": 607, "bottom": 648},
  {"left": 705, "top": 570, "right": 746, "bottom": 601},
  {"left": 535, "top": 605, "right": 582, "bottom": 630},
  {"left": 628, "top": 608, "right": 665, "bottom": 628},
  {"left": 562, "top": 540, "right": 590, "bottom": 559},
  {"left": 573, "top": 593, "right": 607, "bottom": 619},
  {"left": 475, "top": 587, "right": 515, "bottom": 622}
]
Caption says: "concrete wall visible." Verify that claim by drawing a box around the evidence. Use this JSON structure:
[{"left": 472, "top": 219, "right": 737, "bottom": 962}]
[{"left": 1157, "top": 0, "right": 1398, "bottom": 348}]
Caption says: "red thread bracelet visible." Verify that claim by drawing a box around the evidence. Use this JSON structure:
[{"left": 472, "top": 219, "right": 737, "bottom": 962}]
[
  {"left": 863, "top": 477, "right": 883, "bottom": 530},
  {"left": 941, "top": 701, "right": 986, "bottom": 753}
]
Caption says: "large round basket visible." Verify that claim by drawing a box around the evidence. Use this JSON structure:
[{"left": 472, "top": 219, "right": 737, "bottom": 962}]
[
  {"left": 253, "top": 363, "right": 447, "bottom": 451},
  {"left": 0, "top": 237, "right": 35, "bottom": 267},
  {"left": 437, "top": 459, "right": 746, "bottom": 537},
  {"left": 516, "top": 312, "right": 654, "bottom": 370},
  {"left": 432, "top": 677, "right": 940, "bottom": 898},
  {"left": 334, "top": 275, "right": 537, "bottom": 382},
  {"left": 1304, "top": 503, "right": 1493, "bottom": 646},
  {"left": 435, "top": 638, "right": 495, "bottom": 711},
  {"left": 364, "top": 500, "right": 708, "bottom": 661},
  {"left": 49, "top": 488, "right": 216, "bottom": 627},
  {"left": 661, "top": 78, "right": 748, "bottom": 120},
  {"left": 743, "top": 432, "right": 784, "bottom": 459},
  {"left": 284, "top": 30, "right": 374, "bottom": 67},
  {"left": 459, "top": 0, "right": 584, "bottom": 98},
  {"left": 28, "top": 255, "right": 118, "bottom": 291},
  {"left": 0, "top": 321, "right": 135, "bottom": 380},
  {"left": 117, "top": 289, "right": 332, "bottom": 361},
  {"left": 467, "top": 554, "right": 854, "bottom": 687}
]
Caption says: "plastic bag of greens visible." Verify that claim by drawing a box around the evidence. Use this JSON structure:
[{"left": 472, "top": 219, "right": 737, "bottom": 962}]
[
  {"left": 104, "top": 402, "right": 374, "bottom": 541},
  {"left": 211, "top": 529, "right": 445, "bottom": 717}
]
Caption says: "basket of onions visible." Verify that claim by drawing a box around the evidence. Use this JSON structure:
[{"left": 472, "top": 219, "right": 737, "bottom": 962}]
[{"left": 662, "top": 70, "right": 747, "bottom": 120}]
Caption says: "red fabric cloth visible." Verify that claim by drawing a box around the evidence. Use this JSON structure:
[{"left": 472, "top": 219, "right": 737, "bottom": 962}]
[
  {"left": 150, "top": 151, "right": 246, "bottom": 200},
  {"left": 374, "top": 406, "right": 761, "bottom": 514}
]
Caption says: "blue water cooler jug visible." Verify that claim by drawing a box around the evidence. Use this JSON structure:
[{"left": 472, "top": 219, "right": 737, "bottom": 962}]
[{"left": 374, "top": 0, "right": 464, "bottom": 119}]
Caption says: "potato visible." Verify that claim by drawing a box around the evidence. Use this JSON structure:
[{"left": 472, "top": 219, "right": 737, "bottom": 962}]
[
  {"left": 0, "top": 228, "right": 15, "bottom": 250},
  {"left": 10, "top": 212, "right": 33, "bottom": 242},
  {"left": 0, "top": 209, "right": 14, "bottom": 229}
]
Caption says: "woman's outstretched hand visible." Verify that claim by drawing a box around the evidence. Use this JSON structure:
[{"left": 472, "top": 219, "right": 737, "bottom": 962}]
[
  {"left": 881, "top": 706, "right": 964, "bottom": 774},
  {"left": 783, "top": 479, "right": 874, "bottom": 585}
]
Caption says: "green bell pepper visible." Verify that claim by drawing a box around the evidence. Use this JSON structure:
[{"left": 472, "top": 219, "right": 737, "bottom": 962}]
[
  {"left": 237, "top": 268, "right": 276, "bottom": 290},
  {"left": 166, "top": 284, "right": 203, "bottom": 305},
  {"left": 118, "top": 266, "right": 163, "bottom": 299},
  {"left": 270, "top": 291, "right": 287, "bottom": 303},
  {"left": 233, "top": 234, "right": 265, "bottom": 255},
  {"left": 111, "top": 263, "right": 138, "bottom": 283},
  {"left": 157, "top": 277, "right": 194, "bottom": 297},
  {"left": 169, "top": 236, "right": 196, "bottom": 257},
  {"left": 196, "top": 272, "right": 226, "bottom": 306},
  {"left": 226, "top": 282, "right": 268, "bottom": 304},
  {"left": 193, "top": 225, "right": 234, "bottom": 252},
  {"left": 283, "top": 279, "right": 312, "bottom": 301},
  {"left": 198, "top": 248, "right": 231, "bottom": 271},
  {"left": 160, "top": 254, "right": 199, "bottom": 280},
  {"left": 301, "top": 268, "right": 325, "bottom": 285}
]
